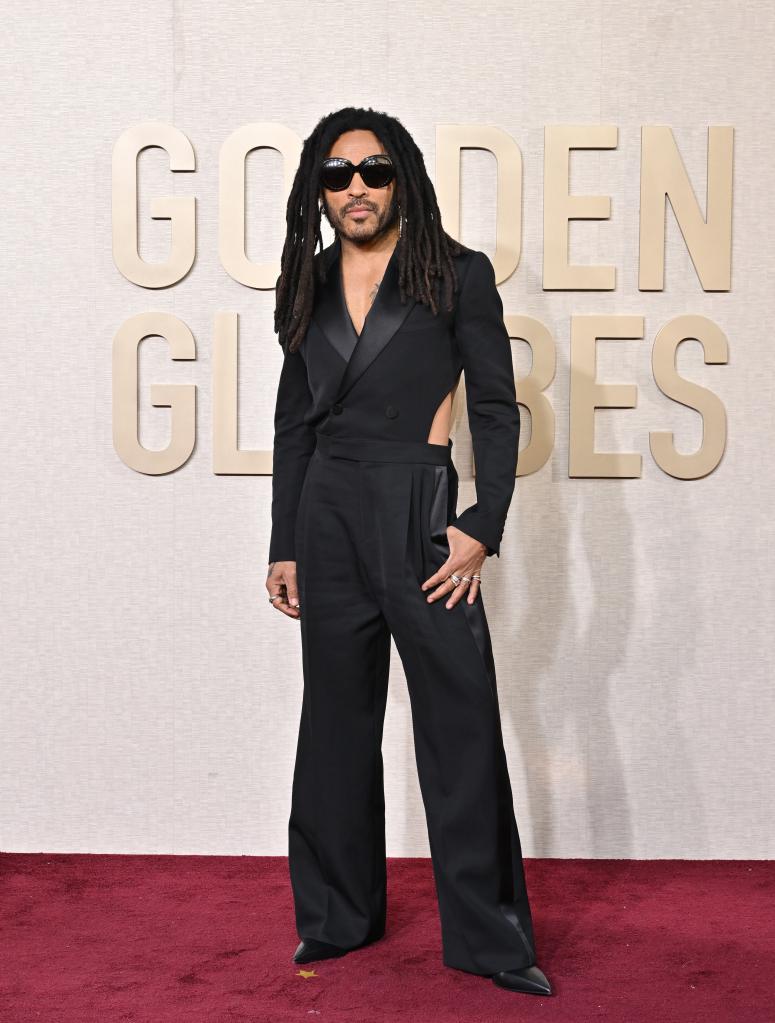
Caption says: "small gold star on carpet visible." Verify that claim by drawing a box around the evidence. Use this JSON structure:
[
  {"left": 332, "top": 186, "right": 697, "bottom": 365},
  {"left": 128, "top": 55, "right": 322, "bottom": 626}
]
[{"left": 296, "top": 969, "right": 318, "bottom": 979}]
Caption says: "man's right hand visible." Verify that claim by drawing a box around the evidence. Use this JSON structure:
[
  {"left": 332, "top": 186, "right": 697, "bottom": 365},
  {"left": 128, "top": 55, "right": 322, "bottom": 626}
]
[{"left": 266, "top": 561, "right": 301, "bottom": 619}]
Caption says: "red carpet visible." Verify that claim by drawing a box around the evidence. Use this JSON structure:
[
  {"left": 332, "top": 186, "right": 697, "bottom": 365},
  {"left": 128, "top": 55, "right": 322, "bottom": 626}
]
[{"left": 1, "top": 854, "right": 771, "bottom": 1022}]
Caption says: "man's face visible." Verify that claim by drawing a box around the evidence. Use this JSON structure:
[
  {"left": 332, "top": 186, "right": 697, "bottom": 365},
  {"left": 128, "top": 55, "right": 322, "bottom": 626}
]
[{"left": 320, "top": 129, "right": 399, "bottom": 244}]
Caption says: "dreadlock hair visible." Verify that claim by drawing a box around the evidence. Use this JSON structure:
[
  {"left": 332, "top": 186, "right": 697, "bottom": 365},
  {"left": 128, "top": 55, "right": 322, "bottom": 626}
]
[{"left": 274, "top": 106, "right": 466, "bottom": 353}]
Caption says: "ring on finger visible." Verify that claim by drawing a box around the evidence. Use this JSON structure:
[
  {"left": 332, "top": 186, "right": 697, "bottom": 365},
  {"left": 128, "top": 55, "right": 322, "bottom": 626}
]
[{"left": 450, "top": 574, "right": 470, "bottom": 586}]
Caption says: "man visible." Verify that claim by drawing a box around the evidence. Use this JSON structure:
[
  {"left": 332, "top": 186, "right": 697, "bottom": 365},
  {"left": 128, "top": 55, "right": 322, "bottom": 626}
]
[{"left": 266, "top": 106, "right": 552, "bottom": 998}]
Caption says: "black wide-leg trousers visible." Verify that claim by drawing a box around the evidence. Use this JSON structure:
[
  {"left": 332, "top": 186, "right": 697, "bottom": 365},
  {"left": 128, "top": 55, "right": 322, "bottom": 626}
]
[{"left": 288, "top": 433, "right": 536, "bottom": 976}]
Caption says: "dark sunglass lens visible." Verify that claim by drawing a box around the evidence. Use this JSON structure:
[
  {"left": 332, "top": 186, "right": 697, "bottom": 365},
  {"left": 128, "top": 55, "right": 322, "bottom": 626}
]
[
  {"left": 320, "top": 163, "right": 352, "bottom": 191},
  {"left": 361, "top": 162, "right": 395, "bottom": 188}
]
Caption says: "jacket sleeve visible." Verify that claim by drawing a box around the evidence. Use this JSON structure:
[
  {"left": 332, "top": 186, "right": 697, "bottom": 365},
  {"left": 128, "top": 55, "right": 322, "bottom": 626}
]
[
  {"left": 450, "top": 250, "right": 520, "bottom": 558},
  {"left": 267, "top": 340, "right": 317, "bottom": 563}
]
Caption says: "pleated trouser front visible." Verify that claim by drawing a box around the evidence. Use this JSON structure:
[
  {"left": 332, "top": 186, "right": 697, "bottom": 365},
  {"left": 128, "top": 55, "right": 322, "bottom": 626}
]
[{"left": 288, "top": 433, "right": 536, "bottom": 976}]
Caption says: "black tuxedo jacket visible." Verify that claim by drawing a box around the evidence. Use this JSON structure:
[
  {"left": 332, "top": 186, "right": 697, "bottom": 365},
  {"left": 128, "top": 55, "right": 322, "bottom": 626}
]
[{"left": 268, "top": 235, "right": 520, "bottom": 564}]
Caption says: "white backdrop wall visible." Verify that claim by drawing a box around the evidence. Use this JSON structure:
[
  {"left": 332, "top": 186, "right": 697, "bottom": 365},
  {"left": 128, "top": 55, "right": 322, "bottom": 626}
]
[{"left": 1, "top": 0, "right": 772, "bottom": 857}]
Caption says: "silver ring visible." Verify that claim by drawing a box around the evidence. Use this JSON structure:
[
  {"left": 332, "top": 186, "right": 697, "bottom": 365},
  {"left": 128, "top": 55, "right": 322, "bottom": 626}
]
[{"left": 269, "top": 594, "right": 283, "bottom": 604}]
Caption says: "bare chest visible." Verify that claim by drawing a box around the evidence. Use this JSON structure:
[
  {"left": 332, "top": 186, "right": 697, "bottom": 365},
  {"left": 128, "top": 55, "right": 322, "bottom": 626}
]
[{"left": 340, "top": 265, "right": 385, "bottom": 338}]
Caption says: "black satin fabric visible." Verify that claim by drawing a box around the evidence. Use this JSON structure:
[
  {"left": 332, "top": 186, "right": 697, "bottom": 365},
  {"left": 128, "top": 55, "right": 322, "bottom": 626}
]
[{"left": 288, "top": 436, "right": 537, "bottom": 976}]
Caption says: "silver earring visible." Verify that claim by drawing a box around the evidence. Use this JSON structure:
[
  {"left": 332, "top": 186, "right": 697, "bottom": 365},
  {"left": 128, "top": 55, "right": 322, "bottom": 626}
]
[{"left": 398, "top": 208, "right": 403, "bottom": 238}]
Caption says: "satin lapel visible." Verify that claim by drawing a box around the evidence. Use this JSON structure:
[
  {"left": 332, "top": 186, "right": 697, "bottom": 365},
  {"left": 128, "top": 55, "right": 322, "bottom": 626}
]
[
  {"left": 312, "top": 235, "right": 417, "bottom": 402},
  {"left": 336, "top": 240, "right": 416, "bottom": 400},
  {"left": 312, "top": 235, "right": 357, "bottom": 366}
]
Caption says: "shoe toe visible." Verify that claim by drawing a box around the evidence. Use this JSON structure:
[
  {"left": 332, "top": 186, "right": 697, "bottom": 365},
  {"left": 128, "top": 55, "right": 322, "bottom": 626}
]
[
  {"left": 293, "top": 938, "right": 348, "bottom": 964},
  {"left": 491, "top": 963, "right": 552, "bottom": 995},
  {"left": 292, "top": 939, "right": 308, "bottom": 963}
]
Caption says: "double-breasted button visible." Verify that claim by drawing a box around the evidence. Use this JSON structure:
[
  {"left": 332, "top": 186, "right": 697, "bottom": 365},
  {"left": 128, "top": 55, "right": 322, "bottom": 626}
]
[
  {"left": 331, "top": 402, "right": 343, "bottom": 415},
  {"left": 385, "top": 404, "right": 398, "bottom": 419}
]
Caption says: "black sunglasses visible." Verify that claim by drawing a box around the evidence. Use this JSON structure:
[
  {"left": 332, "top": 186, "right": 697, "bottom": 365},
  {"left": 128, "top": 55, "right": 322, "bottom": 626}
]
[{"left": 319, "top": 154, "right": 396, "bottom": 191}]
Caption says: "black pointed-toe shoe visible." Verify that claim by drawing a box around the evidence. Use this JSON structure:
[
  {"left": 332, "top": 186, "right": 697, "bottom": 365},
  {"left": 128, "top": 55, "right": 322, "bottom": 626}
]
[
  {"left": 491, "top": 963, "right": 553, "bottom": 995},
  {"left": 293, "top": 938, "right": 351, "bottom": 964}
]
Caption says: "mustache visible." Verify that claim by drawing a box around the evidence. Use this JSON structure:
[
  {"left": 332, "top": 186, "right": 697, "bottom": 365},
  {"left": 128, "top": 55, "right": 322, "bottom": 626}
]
[{"left": 343, "top": 202, "right": 376, "bottom": 213}]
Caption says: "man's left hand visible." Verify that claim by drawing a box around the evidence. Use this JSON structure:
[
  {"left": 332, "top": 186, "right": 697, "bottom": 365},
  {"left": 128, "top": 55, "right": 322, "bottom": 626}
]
[{"left": 421, "top": 525, "right": 486, "bottom": 608}]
